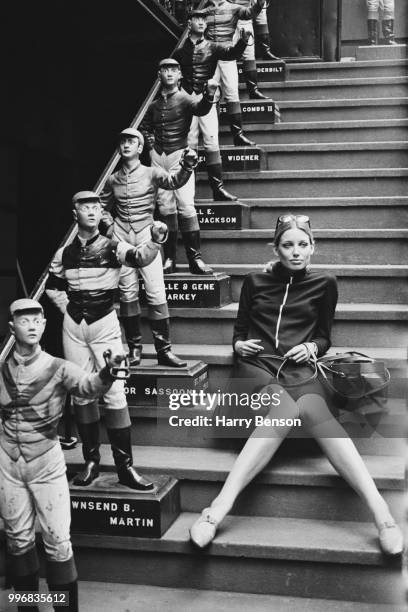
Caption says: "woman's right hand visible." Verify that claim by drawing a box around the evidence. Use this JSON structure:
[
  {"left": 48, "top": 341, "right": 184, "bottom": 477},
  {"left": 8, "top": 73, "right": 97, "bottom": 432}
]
[{"left": 234, "top": 339, "right": 264, "bottom": 358}]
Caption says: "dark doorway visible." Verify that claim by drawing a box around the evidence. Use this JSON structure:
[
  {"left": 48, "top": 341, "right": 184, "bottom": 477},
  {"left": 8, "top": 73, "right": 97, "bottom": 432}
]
[{"left": 267, "top": 0, "right": 341, "bottom": 61}]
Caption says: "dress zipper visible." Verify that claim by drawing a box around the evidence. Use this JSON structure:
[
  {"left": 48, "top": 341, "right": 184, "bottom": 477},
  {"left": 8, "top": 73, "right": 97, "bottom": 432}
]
[{"left": 275, "top": 276, "right": 293, "bottom": 349}]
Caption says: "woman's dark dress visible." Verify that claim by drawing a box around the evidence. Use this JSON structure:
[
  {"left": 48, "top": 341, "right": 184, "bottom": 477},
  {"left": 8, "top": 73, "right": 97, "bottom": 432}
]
[{"left": 214, "top": 262, "right": 338, "bottom": 435}]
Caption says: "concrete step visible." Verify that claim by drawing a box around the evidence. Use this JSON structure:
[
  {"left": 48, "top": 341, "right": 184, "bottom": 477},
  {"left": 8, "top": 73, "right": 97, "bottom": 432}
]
[
  {"left": 237, "top": 76, "right": 408, "bottom": 101},
  {"left": 140, "top": 302, "right": 408, "bottom": 348},
  {"left": 199, "top": 142, "right": 408, "bottom": 172},
  {"left": 71, "top": 514, "right": 404, "bottom": 603},
  {"left": 65, "top": 582, "right": 408, "bottom": 612},
  {"left": 65, "top": 446, "right": 405, "bottom": 524},
  {"left": 6, "top": 580, "right": 404, "bottom": 612},
  {"left": 258, "top": 142, "right": 408, "bottom": 171},
  {"left": 356, "top": 45, "right": 408, "bottom": 62},
  {"left": 218, "top": 118, "right": 408, "bottom": 145},
  {"left": 195, "top": 196, "right": 408, "bottom": 229},
  {"left": 286, "top": 59, "right": 408, "bottom": 81},
  {"left": 196, "top": 168, "right": 408, "bottom": 199},
  {"left": 175, "top": 263, "right": 408, "bottom": 304},
  {"left": 180, "top": 229, "right": 408, "bottom": 265},
  {"left": 277, "top": 97, "right": 408, "bottom": 122}
]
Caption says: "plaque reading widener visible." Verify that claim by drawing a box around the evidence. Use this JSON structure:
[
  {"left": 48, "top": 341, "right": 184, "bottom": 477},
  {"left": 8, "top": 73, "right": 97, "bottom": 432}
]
[
  {"left": 197, "top": 147, "right": 262, "bottom": 172},
  {"left": 70, "top": 472, "right": 180, "bottom": 538}
]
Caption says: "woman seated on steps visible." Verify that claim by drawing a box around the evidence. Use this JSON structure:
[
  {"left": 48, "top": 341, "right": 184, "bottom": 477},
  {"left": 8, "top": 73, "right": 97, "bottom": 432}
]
[{"left": 190, "top": 214, "right": 403, "bottom": 556}]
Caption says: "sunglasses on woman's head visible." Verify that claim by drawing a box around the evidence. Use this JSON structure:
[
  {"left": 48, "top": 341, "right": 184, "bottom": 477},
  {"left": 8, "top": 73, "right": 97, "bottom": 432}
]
[{"left": 275, "top": 215, "right": 311, "bottom": 230}]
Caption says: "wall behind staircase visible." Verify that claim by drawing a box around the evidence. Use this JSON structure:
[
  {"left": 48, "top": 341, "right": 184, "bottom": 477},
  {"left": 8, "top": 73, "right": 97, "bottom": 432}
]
[
  {"left": 342, "top": 0, "right": 407, "bottom": 52},
  {"left": 7, "top": 0, "right": 176, "bottom": 302}
]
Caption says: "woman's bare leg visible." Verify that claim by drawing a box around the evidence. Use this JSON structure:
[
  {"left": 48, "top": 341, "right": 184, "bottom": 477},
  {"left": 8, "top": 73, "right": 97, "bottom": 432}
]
[
  {"left": 297, "top": 394, "right": 395, "bottom": 528},
  {"left": 207, "top": 388, "right": 298, "bottom": 524}
]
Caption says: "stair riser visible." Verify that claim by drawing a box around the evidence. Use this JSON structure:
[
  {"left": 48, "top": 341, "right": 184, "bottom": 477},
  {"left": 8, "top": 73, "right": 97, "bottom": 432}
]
[
  {"left": 281, "top": 105, "right": 408, "bottom": 122},
  {"left": 179, "top": 238, "right": 407, "bottom": 265},
  {"left": 196, "top": 176, "right": 408, "bottom": 199},
  {"left": 229, "top": 275, "right": 408, "bottom": 304},
  {"left": 239, "top": 83, "right": 408, "bottom": 101},
  {"left": 75, "top": 550, "right": 404, "bottom": 604},
  {"left": 127, "top": 425, "right": 404, "bottom": 458},
  {"left": 287, "top": 66, "right": 408, "bottom": 81},
  {"left": 263, "top": 150, "right": 408, "bottom": 171},
  {"left": 142, "top": 318, "right": 408, "bottom": 348},
  {"left": 180, "top": 481, "right": 404, "bottom": 523},
  {"left": 249, "top": 204, "right": 408, "bottom": 229},
  {"left": 219, "top": 126, "right": 408, "bottom": 144}
]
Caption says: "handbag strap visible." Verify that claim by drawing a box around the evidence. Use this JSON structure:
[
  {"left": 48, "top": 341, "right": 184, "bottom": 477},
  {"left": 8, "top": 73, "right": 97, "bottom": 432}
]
[{"left": 276, "top": 353, "right": 318, "bottom": 388}]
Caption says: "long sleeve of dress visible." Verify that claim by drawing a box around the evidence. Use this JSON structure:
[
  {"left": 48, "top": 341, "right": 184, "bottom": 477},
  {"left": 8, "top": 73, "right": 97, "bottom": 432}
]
[
  {"left": 232, "top": 274, "right": 254, "bottom": 348},
  {"left": 312, "top": 275, "right": 338, "bottom": 356}
]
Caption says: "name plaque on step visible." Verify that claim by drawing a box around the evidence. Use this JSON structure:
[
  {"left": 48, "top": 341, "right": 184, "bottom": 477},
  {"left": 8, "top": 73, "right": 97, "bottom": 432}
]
[
  {"left": 238, "top": 60, "right": 286, "bottom": 82},
  {"left": 196, "top": 203, "right": 250, "bottom": 230},
  {"left": 70, "top": 473, "right": 180, "bottom": 538},
  {"left": 219, "top": 100, "right": 280, "bottom": 124},
  {"left": 140, "top": 273, "right": 231, "bottom": 307},
  {"left": 198, "top": 147, "right": 261, "bottom": 172},
  {"left": 125, "top": 359, "right": 209, "bottom": 406}
]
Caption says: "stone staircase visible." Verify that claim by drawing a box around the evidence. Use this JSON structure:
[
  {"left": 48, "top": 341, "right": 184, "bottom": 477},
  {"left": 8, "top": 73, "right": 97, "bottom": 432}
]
[{"left": 62, "top": 56, "right": 407, "bottom": 608}]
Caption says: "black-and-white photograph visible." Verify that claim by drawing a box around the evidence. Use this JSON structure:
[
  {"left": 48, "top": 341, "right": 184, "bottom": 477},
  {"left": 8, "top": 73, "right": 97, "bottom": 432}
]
[{"left": 2, "top": 0, "right": 408, "bottom": 610}]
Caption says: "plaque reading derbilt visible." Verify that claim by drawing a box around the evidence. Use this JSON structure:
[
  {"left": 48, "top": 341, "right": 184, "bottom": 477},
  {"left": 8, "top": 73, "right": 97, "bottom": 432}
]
[
  {"left": 238, "top": 60, "right": 286, "bottom": 82},
  {"left": 70, "top": 473, "right": 180, "bottom": 538},
  {"left": 125, "top": 360, "right": 209, "bottom": 406},
  {"left": 197, "top": 147, "right": 261, "bottom": 172},
  {"left": 196, "top": 203, "right": 250, "bottom": 230},
  {"left": 140, "top": 273, "right": 231, "bottom": 307},
  {"left": 219, "top": 100, "right": 280, "bottom": 124}
]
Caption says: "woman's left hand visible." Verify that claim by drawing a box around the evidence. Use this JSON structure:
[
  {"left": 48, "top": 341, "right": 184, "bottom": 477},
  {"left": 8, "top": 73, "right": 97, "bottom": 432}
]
[{"left": 284, "top": 343, "right": 315, "bottom": 363}]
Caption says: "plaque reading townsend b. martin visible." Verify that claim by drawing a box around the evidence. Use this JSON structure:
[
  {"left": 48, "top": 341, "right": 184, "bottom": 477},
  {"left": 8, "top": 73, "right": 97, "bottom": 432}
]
[{"left": 70, "top": 472, "right": 180, "bottom": 538}]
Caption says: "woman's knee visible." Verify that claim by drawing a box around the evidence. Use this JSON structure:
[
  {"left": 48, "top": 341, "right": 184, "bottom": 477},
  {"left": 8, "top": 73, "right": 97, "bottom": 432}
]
[{"left": 297, "top": 393, "right": 333, "bottom": 427}]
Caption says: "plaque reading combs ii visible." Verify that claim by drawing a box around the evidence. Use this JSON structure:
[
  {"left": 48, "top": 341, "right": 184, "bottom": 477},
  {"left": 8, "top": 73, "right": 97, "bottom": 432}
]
[
  {"left": 219, "top": 100, "right": 280, "bottom": 124},
  {"left": 70, "top": 473, "right": 180, "bottom": 538}
]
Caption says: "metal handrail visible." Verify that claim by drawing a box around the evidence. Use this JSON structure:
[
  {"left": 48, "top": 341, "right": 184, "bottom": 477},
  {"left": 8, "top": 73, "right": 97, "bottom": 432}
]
[{"left": 0, "top": 0, "right": 205, "bottom": 362}]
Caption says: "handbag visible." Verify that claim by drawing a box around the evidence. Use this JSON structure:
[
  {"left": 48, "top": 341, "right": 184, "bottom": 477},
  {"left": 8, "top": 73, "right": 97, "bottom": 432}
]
[{"left": 316, "top": 351, "right": 390, "bottom": 410}]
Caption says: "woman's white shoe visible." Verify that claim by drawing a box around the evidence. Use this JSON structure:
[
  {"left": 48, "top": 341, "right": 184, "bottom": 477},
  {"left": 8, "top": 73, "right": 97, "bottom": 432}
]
[
  {"left": 189, "top": 508, "right": 219, "bottom": 548},
  {"left": 378, "top": 521, "right": 404, "bottom": 555}
]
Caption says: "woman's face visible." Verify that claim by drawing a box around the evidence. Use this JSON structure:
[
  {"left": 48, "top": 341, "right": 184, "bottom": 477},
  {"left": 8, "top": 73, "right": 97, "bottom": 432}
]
[{"left": 274, "top": 227, "right": 314, "bottom": 271}]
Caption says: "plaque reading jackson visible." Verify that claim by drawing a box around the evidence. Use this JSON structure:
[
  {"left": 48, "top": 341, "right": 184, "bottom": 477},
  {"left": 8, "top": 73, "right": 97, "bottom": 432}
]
[{"left": 196, "top": 203, "right": 250, "bottom": 230}]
